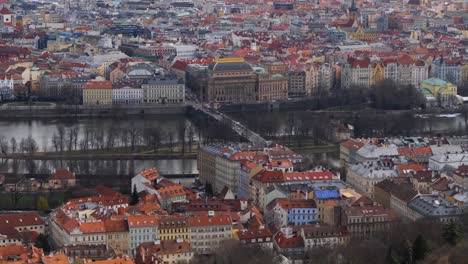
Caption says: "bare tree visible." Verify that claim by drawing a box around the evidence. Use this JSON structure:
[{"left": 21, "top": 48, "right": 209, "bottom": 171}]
[
  {"left": 21, "top": 136, "right": 38, "bottom": 155},
  {"left": 168, "top": 131, "right": 174, "bottom": 153},
  {"left": 51, "top": 134, "right": 60, "bottom": 153},
  {"left": 66, "top": 127, "right": 75, "bottom": 152},
  {"left": 0, "top": 136, "right": 9, "bottom": 160},
  {"left": 10, "top": 137, "right": 17, "bottom": 153},
  {"left": 129, "top": 128, "right": 140, "bottom": 151},
  {"left": 177, "top": 121, "right": 187, "bottom": 155},
  {"left": 145, "top": 127, "right": 161, "bottom": 152},
  {"left": 187, "top": 124, "right": 195, "bottom": 152},
  {"left": 56, "top": 125, "right": 66, "bottom": 154},
  {"left": 106, "top": 127, "right": 117, "bottom": 151},
  {"left": 120, "top": 129, "right": 129, "bottom": 151}
]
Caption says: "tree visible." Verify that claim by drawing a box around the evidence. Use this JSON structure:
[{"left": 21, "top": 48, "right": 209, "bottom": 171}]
[
  {"left": 443, "top": 222, "right": 464, "bottom": 246},
  {"left": 0, "top": 136, "right": 9, "bottom": 160},
  {"left": 177, "top": 121, "right": 187, "bottom": 155},
  {"left": 56, "top": 125, "right": 66, "bottom": 153},
  {"left": 129, "top": 128, "right": 141, "bottom": 151},
  {"left": 168, "top": 132, "right": 174, "bottom": 153},
  {"left": 412, "top": 235, "right": 428, "bottom": 262},
  {"left": 130, "top": 184, "right": 139, "bottom": 205},
  {"left": 21, "top": 136, "right": 38, "bottom": 155},
  {"left": 211, "top": 240, "right": 280, "bottom": 264},
  {"left": 205, "top": 181, "right": 213, "bottom": 197},
  {"left": 37, "top": 196, "right": 50, "bottom": 211},
  {"left": 34, "top": 234, "right": 51, "bottom": 253},
  {"left": 10, "top": 137, "right": 17, "bottom": 153}
]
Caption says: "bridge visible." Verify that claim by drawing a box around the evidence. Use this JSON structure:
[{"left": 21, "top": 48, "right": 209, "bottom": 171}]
[{"left": 192, "top": 104, "right": 269, "bottom": 147}]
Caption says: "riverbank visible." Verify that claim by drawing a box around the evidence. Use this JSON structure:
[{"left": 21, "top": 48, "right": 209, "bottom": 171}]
[
  {"left": 0, "top": 104, "right": 188, "bottom": 118},
  {"left": 0, "top": 152, "right": 198, "bottom": 160},
  {"left": 0, "top": 99, "right": 464, "bottom": 118}
]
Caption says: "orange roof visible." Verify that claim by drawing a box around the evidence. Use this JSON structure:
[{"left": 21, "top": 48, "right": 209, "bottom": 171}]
[
  {"left": 85, "top": 81, "right": 112, "bottom": 89},
  {"left": 267, "top": 198, "right": 317, "bottom": 211},
  {"left": 140, "top": 168, "right": 159, "bottom": 181},
  {"left": 128, "top": 215, "right": 158, "bottom": 228},
  {"left": 397, "top": 148, "right": 412, "bottom": 156},
  {"left": 188, "top": 214, "right": 232, "bottom": 227},
  {"left": 103, "top": 219, "right": 128, "bottom": 233},
  {"left": 396, "top": 164, "right": 426, "bottom": 175},
  {"left": 341, "top": 139, "right": 365, "bottom": 150},
  {"left": 41, "top": 253, "right": 70, "bottom": 264},
  {"left": 158, "top": 185, "right": 186, "bottom": 199},
  {"left": 268, "top": 160, "right": 293, "bottom": 169},
  {"left": 0, "top": 246, "right": 28, "bottom": 261},
  {"left": 49, "top": 168, "right": 74, "bottom": 180},
  {"left": 79, "top": 221, "right": 105, "bottom": 234},
  {"left": 413, "top": 147, "right": 432, "bottom": 155},
  {"left": 83, "top": 257, "right": 134, "bottom": 264}
]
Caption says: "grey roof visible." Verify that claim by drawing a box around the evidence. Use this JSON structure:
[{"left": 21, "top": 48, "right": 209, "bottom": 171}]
[
  {"left": 409, "top": 194, "right": 465, "bottom": 218},
  {"left": 356, "top": 144, "right": 399, "bottom": 159},
  {"left": 208, "top": 61, "right": 253, "bottom": 72},
  {"left": 349, "top": 161, "right": 397, "bottom": 180}
]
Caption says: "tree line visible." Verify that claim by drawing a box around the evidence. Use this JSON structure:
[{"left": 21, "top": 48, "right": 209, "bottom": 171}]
[
  {"left": 190, "top": 217, "right": 468, "bottom": 264},
  {"left": 0, "top": 117, "right": 242, "bottom": 157}
]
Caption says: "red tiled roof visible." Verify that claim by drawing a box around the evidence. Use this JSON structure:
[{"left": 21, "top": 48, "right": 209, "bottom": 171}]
[
  {"left": 49, "top": 168, "right": 74, "bottom": 180},
  {"left": 237, "top": 227, "right": 272, "bottom": 240},
  {"left": 0, "top": 212, "right": 44, "bottom": 229},
  {"left": 0, "top": 6, "right": 12, "bottom": 15},
  {"left": 128, "top": 215, "right": 158, "bottom": 228},
  {"left": 188, "top": 214, "right": 231, "bottom": 227},
  {"left": 396, "top": 164, "right": 426, "bottom": 175},
  {"left": 267, "top": 198, "right": 316, "bottom": 211},
  {"left": 341, "top": 139, "right": 365, "bottom": 150},
  {"left": 139, "top": 168, "right": 159, "bottom": 181},
  {"left": 79, "top": 221, "right": 105, "bottom": 234},
  {"left": 103, "top": 219, "right": 128, "bottom": 233},
  {"left": 274, "top": 232, "right": 304, "bottom": 249},
  {"left": 85, "top": 81, "right": 112, "bottom": 89}
]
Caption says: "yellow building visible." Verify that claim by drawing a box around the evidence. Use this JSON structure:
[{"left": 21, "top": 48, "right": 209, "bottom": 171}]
[
  {"left": 419, "top": 78, "right": 458, "bottom": 107},
  {"left": 350, "top": 25, "right": 380, "bottom": 41},
  {"left": 83, "top": 81, "right": 113, "bottom": 105},
  {"left": 371, "top": 63, "right": 385, "bottom": 85},
  {"left": 461, "top": 63, "right": 468, "bottom": 85},
  {"left": 137, "top": 239, "right": 193, "bottom": 264},
  {"left": 104, "top": 219, "right": 130, "bottom": 256},
  {"left": 157, "top": 215, "right": 190, "bottom": 242}
]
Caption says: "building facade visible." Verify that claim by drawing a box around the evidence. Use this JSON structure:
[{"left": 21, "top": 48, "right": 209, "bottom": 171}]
[
  {"left": 206, "top": 58, "right": 257, "bottom": 103},
  {"left": 112, "top": 87, "right": 143, "bottom": 104},
  {"left": 188, "top": 215, "right": 232, "bottom": 254},
  {"left": 142, "top": 77, "right": 185, "bottom": 104},
  {"left": 83, "top": 81, "right": 113, "bottom": 105}
]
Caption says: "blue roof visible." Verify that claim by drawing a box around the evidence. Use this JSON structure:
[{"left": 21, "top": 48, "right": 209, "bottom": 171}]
[{"left": 315, "top": 189, "right": 340, "bottom": 200}]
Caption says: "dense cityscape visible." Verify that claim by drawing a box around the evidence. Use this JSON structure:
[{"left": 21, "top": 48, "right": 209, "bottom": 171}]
[{"left": 0, "top": 0, "right": 467, "bottom": 263}]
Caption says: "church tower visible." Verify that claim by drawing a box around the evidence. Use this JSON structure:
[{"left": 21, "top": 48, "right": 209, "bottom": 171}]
[{"left": 349, "top": 0, "right": 359, "bottom": 21}]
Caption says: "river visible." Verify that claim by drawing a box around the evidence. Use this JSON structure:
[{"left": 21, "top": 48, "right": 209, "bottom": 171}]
[
  {"left": 0, "top": 115, "right": 195, "bottom": 150},
  {"left": 229, "top": 111, "right": 467, "bottom": 137}
]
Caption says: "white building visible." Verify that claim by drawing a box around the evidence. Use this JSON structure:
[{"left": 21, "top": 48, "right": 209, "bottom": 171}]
[
  {"left": 428, "top": 153, "right": 468, "bottom": 171},
  {"left": 347, "top": 160, "right": 398, "bottom": 198},
  {"left": 128, "top": 215, "right": 159, "bottom": 257},
  {"left": 112, "top": 87, "right": 143, "bottom": 104},
  {"left": 318, "top": 63, "right": 334, "bottom": 92},
  {"left": 0, "top": 77, "right": 14, "bottom": 101},
  {"left": 142, "top": 77, "right": 185, "bottom": 104},
  {"left": 173, "top": 44, "right": 197, "bottom": 60},
  {"left": 341, "top": 59, "right": 373, "bottom": 89}
]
